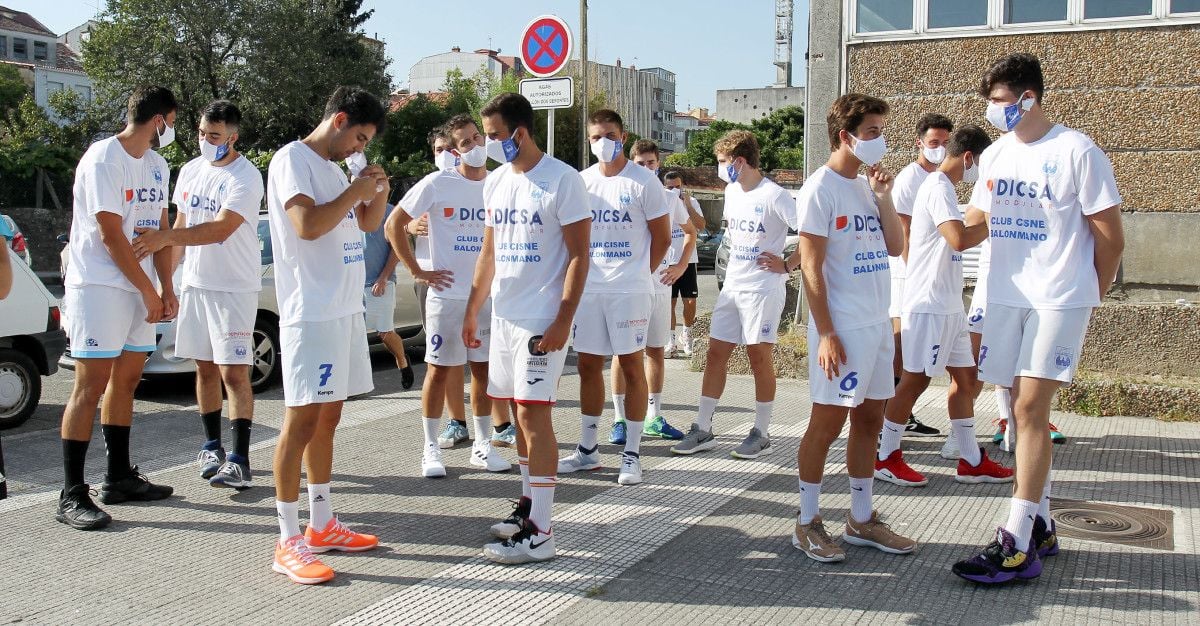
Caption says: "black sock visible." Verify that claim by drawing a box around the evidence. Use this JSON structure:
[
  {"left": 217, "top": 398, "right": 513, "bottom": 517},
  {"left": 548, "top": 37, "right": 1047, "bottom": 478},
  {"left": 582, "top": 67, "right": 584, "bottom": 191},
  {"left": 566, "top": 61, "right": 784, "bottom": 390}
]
[
  {"left": 201, "top": 409, "right": 222, "bottom": 444},
  {"left": 230, "top": 418, "right": 252, "bottom": 460},
  {"left": 101, "top": 425, "right": 132, "bottom": 480},
  {"left": 62, "top": 439, "right": 89, "bottom": 490},
  {"left": 493, "top": 422, "right": 511, "bottom": 434},
  {"left": 453, "top": 419, "right": 468, "bottom": 427}
]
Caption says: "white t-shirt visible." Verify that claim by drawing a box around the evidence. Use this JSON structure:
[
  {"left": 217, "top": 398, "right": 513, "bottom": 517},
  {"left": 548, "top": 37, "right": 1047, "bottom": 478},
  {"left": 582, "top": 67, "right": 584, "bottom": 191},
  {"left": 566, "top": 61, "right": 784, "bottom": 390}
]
[
  {"left": 267, "top": 141, "right": 365, "bottom": 326},
  {"left": 720, "top": 177, "right": 798, "bottom": 293},
  {"left": 797, "top": 166, "right": 890, "bottom": 331},
  {"left": 399, "top": 176, "right": 434, "bottom": 271},
  {"left": 890, "top": 161, "right": 933, "bottom": 279},
  {"left": 173, "top": 155, "right": 264, "bottom": 293},
  {"left": 66, "top": 136, "right": 169, "bottom": 292},
  {"left": 658, "top": 192, "right": 692, "bottom": 295},
  {"left": 686, "top": 194, "right": 703, "bottom": 263},
  {"left": 903, "top": 172, "right": 965, "bottom": 315},
  {"left": 970, "top": 124, "right": 1121, "bottom": 310},
  {"left": 580, "top": 161, "right": 670, "bottom": 294},
  {"left": 402, "top": 168, "right": 487, "bottom": 300},
  {"left": 484, "top": 155, "right": 592, "bottom": 321}
]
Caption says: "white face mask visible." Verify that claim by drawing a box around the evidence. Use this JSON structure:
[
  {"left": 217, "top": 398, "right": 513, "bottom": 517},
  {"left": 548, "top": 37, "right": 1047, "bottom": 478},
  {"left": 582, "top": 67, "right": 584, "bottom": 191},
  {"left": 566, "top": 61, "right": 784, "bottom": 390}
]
[
  {"left": 590, "top": 136, "right": 622, "bottom": 163},
  {"left": 922, "top": 145, "right": 946, "bottom": 165},
  {"left": 435, "top": 150, "right": 457, "bottom": 171},
  {"left": 962, "top": 156, "right": 979, "bottom": 184},
  {"left": 986, "top": 94, "right": 1035, "bottom": 132},
  {"left": 458, "top": 144, "right": 487, "bottom": 168},
  {"left": 849, "top": 133, "right": 887, "bottom": 166},
  {"left": 199, "top": 138, "right": 230, "bottom": 163},
  {"left": 156, "top": 119, "right": 175, "bottom": 149},
  {"left": 665, "top": 187, "right": 681, "bottom": 196},
  {"left": 345, "top": 151, "right": 368, "bottom": 177},
  {"left": 717, "top": 160, "right": 741, "bottom": 184}
]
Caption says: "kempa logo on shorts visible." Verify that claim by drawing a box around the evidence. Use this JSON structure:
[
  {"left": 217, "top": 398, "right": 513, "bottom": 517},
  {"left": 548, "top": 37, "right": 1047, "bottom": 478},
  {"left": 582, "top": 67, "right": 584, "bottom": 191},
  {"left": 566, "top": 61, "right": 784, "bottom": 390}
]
[{"left": 1054, "top": 346, "right": 1072, "bottom": 369}]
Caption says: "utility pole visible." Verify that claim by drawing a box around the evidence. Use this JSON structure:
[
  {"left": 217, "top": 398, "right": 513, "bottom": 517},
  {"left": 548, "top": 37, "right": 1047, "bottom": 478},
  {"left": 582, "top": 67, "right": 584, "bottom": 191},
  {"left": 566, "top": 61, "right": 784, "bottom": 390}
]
[{"left": 579, "top": 0, "right": 588, "bottom": 170}]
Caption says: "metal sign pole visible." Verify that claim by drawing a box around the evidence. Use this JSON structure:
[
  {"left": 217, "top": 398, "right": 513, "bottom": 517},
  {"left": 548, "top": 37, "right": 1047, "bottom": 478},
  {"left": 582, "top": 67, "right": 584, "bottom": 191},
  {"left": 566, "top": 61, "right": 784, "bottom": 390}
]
[{"left": 547, "top": 109, "right": 556, "bottom": 157}]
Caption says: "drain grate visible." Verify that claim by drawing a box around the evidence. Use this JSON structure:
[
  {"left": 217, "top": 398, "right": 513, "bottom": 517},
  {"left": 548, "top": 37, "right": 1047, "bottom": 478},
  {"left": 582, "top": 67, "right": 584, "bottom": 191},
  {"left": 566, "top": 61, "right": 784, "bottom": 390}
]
[{"left": 1050, "top": 499, "right": 1174, "bottom": 551}]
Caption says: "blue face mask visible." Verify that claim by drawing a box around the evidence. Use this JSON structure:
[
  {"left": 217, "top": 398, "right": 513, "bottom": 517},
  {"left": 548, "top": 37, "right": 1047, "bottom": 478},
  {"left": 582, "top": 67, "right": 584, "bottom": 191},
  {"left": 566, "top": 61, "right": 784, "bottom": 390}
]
[
  {"left": 986, "top": 94, "right": 1034, "bottom": 132},
  {"left": 486, "top": 132, "right": 521, "bottom": 164}
]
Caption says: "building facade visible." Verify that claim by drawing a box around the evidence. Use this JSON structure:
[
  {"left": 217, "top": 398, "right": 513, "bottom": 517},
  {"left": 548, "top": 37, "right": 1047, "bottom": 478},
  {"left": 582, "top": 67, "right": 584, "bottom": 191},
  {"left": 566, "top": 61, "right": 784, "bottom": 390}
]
[
  {"left": 567, "top": 59, "right": 682, "bottom": 153},
  {"left": 675, "top": 107, "right": 714, "bottom": 149},
  {"left": 57, "top": 19, "right": 97, "bottom": 55},
  {"left": 408, "top": 47, "right": 523, "bottom": 94},
  {"left": 0, "top": 7, "right": 92, "bottom": 123},
  {"left": 715, "top": 86, "right": 805, "bottom": 124},
  {"left": 805, "top": 0, "right": 1200, "bottom": 299}
]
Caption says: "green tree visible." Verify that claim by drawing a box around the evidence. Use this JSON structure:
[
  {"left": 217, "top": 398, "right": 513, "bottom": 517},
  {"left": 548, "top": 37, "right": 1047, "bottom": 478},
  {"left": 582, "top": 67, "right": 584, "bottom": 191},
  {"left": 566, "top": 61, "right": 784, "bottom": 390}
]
[
  {"left": 663, "top": 119, "right": 751, "bottom": 167},
  {"left": 375, "top": 93, "right": 447, "bottom": 178},
  {"left": 0, "top": 64, "right": 27, "bottom": 126},
  {"left": 663, "top": 106, "right": 804, "bottom": 171}
]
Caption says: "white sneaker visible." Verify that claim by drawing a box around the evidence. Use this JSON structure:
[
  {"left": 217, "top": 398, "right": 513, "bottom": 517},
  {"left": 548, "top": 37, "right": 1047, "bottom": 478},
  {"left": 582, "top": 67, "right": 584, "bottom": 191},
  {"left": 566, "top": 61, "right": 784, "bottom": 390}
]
[
  {"left": 1001, "top": 423, "right": 1017, "bottom": 453},
  {"left": 470, "top": 442, "right": 512, "bottom": 473},
  {"left": 679, "top": 328, "right": 693, "bottom": 357},
  {"left": 617, "top": 452, "right": 642, "bottom": 485},
  {"left": 483, "top": 523, "right": 556, "bottom": 564},
  {"left": 939, "top": 435, "right": 960, "bottom": 460},
  {"left": 421, "top": 443, "right": 447, "bottom": 478},
  {"left": 664, "top": 334, "right": 676, "bottom": 358},
  {"left": 557, "top": 446, "right": 601, "bottom": 473}
]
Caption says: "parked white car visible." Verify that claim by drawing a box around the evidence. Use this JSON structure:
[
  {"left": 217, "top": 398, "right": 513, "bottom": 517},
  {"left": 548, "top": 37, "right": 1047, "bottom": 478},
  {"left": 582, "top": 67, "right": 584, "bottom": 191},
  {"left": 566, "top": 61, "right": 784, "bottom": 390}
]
[
  {"left": 0, "top": 252, "right": 66, "bottom": 429},
  {"left": 2, "top": 215, "right": 33, "bottom": 267}
]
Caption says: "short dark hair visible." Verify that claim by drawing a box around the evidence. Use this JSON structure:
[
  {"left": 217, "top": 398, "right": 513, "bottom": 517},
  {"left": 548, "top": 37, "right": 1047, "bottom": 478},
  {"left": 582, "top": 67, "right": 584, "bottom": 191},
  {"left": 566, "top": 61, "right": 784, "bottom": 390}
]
[
  {"left": 323, "top": 86, "right": 387, "bottom": 133},
  {"left": 201, "top": 100, "right": 242, "bottom": 130},
  {"left": 663, "top": 171, "right": 683, "bottom": 183},
  {"left": 827, "top": 93, "right": 889, "bottom": 150},
  {"left": 916, "top": 113, "right": 953, "bottom": 138},
  {"left": 427, "top": 125, "right": 448, "bottom": 147},
  {"left": 480, "top": 92, "right": 534, "bottom": 135},
  {"left": 587, "top": 108, "right": 624, "bottom": 132},
  {"left": 979, "top": 53, "right": 1044, "bottom": 102},
  {"left": 442, "top": 114, "right": 478, "bottom": 139},
  {"left": 947, "top": 124, "right": 992, "bottom": 158},
  {"left": 127, "top": 85, "right": 177, "bottom": 125},
  {"left": 630, "top": 138, "right": 658, "bottom": 157}
]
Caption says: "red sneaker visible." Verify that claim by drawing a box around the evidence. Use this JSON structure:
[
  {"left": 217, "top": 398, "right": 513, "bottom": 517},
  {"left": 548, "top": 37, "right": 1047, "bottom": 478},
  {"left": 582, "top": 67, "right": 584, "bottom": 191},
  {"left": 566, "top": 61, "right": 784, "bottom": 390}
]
[
  {"left": 874, "top": 450, "right": 928, "bottom": 487},
  {"left": 956, "top": 448, "right": 1015, "bottom": 484}
]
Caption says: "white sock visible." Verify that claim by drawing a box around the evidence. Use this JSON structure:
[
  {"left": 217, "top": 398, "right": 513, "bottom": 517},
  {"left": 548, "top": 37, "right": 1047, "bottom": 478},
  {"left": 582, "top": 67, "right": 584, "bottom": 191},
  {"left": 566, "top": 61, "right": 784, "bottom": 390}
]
[
  {"left": 996, "top": 387, "right": 1014, "bottom": 431},
  {"left": 849, "top": 476, "right": 873, "bottom": 524},
  {"left": 753, "top": 401, "right": 773, "bottom": 435},
  {"left": 579, "top": 414, "right": 600, "bottom": 451},
  {"left": 472, "top": 414, "right": 490, "bottom": 444},
  {"left": 422, "top": 417, "right": 440, "bottom": 446},
  {"left": 623, "top": 429, "right": 642, "bottom": 456},
  {"left": 798, "top": 479, "right": 821, "bottom": 524},
  {"left": 696, "top": 396, "right": 719, "bottom": 431},
  {"left": 276, "top": 499, "right": 300, "bottom": 541},
  {"left": 647, "top": 393, "right": 661, "bottom": 418},
  {"left": 529, "top": 475, "right": 556, "bottom": 533},
  {"left": 952, "top": 417, "right": 981, "bottom": 465},
  {"left": 683, "top": 325, "right": 692, "bottom": 335},
  {"left": 878, "top": 420, "right": 904, "bottom": 461},
  {"left": 518, "top": 456, "right": 531, "bottom": 498},
  {"left": 307, "top": 483, "right": 333, "bottom": 531},
  {"left": 613, "top": 394, "right": 627, "bottom": 424},
  {"left": 1039, "top": 461, "right": 1053, "bottom": 524},
  {"left": 1004, "top": 498, "right": 1040, "bottom": 549}
]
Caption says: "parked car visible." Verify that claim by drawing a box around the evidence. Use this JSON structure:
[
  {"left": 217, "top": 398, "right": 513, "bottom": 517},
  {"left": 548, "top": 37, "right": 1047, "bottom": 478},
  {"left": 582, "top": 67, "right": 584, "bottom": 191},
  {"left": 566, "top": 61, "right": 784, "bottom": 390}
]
[
  {"left": 695, "top": 229, "right": 723, "bottom": 270},
  {"left": 2, "top": 215, "right": 32, "bottom": 266},
  {"left": 59, "top": 213, "right": 424, "bottom": 392},
  {"left": 0, "top": 251, "right": 66, "bottom": 429},
  {"left": 715, "top": 231, "right": 799, "bottom": 292}
]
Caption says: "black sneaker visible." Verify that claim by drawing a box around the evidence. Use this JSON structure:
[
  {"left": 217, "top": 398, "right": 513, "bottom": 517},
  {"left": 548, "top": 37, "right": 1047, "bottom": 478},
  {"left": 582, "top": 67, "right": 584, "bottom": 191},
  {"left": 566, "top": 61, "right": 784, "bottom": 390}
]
[
  {"left": 489, "top": 497, "right": 531, "bottom": 540},
  {"left": 56, "top": 484, "right": 112, "bottom": 530},
  {"left": 904, "top": 415, "right": 941, "bottom": 437},
  {"left": 400, "top": 364, "right": 415, "bottom": 390},
  {"left": 99, "top": 466, "right": 174, "bottom": 504}
]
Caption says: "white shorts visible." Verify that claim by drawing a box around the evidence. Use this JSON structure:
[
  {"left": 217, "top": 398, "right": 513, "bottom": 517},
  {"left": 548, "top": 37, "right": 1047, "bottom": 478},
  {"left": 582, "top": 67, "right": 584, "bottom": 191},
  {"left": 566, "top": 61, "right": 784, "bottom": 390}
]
[
  {"left": 888, "top": 276, "right": 905, "bottom": 319},
  {"left": 900, "top": 311, "right": 975, "bottom": 377},
  {"left": 967, "top": 280, "right": 988, "bottom": 334},
  {"left": 363, "top": 283, "right": 397, "bottom": 333},
  {"left": 978, "top": 304, "right": 1092, "bottom": 386},
  {"left": 487, "top": 317, "right": 570, "bottom": 404},
  {"left": 808, "top": 321, "right": 895, "bottom": 408},
  {"left": 710, "top": 288, "right": 785, "bottom": 345},
  {"left": 572, "top": 292, "right": 651, "bottom": 356},
  {"left": 175, "top": 288, "right": 256, "bottom": 365},
  {"left": 281, "top": 314, "right": 373, "bottom": 407},
  {"left": 646, "top": 291, "right": 672, "bottom": 348},
  {"left": 64, "top": 285, "right": 155, "bottom": 358},
  {"left": 426, "top": 296, "right": 491, "bottom": 367}
]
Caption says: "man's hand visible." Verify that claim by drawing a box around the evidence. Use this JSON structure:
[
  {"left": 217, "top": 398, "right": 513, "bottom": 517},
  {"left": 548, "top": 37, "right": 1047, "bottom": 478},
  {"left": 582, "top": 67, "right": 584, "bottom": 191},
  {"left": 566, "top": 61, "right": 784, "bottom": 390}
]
[
  {"left": 160, "top": 288, "right": 178, "bottom": 321},
  {"left": 462, "top": 312, "right": 480, "bottom": 349},
  {"left": 659, "top": 263, "right": 686, "bottom": 285},
  {"left": 407, "top": 213, "right": 430, "bottom": 237},
  {"left": 140, "top": 287, "right": 164, "bottom": 323},
  {"left": 537, "top": 318, "right": 572, "bottom": 353},
  {"left": 415, "top": 268, "right": 454, "bottom": 291},
  {"left": 868, "top": 165, "right": 894, "bottom": 197},
  {"left": 756, "top": 251, "right": 789, "bottom": 274},
  {"left": 350, "top": 174, "right": 381, "bottom": 203},
  {"left": 817, "top": 333, "right": 847, "bottom": 381},
  {"left": 371, "top": 277, "right": 389, "bottom": 297},
  {"left": 132, "top": 227, "right": 170, "bottom": 260}
]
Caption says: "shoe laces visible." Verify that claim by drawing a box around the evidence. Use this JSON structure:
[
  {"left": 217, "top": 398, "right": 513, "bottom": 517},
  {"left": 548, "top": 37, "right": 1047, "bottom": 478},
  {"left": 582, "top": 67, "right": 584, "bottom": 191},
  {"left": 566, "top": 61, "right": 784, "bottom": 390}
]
[
  {"left": 620, "top": 453, "right": 638, "bottom": 470},
  {"left": 286, "top": 538, "right": 320, "bottom": 565},
  {"left": 196, "top": 449, "right": 220, "bottom": 465},
  {"left": 809, "top": 519, "right": 835, "bottom": 546}
]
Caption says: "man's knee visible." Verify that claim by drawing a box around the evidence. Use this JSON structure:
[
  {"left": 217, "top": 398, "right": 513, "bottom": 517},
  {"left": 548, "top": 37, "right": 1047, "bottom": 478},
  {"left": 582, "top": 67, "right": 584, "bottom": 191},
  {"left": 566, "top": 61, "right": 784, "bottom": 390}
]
[{"left": 576, "top": 354, "right": 605, "bottom": 378}]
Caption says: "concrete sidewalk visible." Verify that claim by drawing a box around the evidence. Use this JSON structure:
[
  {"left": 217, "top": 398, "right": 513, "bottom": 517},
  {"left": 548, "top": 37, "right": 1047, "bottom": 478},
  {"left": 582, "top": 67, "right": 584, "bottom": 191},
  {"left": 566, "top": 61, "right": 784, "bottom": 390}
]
[{"left": 2, "top": 359, "right": 1197, "bottom": 625}]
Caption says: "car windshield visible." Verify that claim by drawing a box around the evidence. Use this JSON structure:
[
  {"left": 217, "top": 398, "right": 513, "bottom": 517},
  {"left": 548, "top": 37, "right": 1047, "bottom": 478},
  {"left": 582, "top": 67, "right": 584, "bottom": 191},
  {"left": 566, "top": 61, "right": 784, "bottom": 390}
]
[{"left": 257, "top": 218, "right": 272, "bottom": 265}]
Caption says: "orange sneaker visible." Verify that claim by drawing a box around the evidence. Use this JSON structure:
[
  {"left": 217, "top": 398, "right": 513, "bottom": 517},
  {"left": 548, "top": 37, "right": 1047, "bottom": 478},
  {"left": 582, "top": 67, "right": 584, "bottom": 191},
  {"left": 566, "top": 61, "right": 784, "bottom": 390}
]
[
  {"left": 305, "top": 517, "right": 379, "bottom": 553},
  {"left": 273, "top": 535, "right": 334, "bottom": 585}
]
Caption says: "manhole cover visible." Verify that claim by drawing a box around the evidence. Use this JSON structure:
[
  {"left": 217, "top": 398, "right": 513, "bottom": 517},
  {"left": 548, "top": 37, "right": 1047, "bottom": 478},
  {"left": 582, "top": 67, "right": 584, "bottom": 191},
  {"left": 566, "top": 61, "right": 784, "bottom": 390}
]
[{"left": 1050, "top": 499, "right": 1173, "bottom": 551}]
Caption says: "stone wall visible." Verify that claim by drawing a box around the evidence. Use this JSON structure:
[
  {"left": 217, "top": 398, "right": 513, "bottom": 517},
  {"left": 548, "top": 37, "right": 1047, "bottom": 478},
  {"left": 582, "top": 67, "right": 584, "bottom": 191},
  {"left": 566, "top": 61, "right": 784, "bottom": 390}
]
[
  {"left": 3, "top": 207, "right": 71, "bottom": 273},
  {"left": 1080, "top": 302, "right": 1200, "bottom": 378}
]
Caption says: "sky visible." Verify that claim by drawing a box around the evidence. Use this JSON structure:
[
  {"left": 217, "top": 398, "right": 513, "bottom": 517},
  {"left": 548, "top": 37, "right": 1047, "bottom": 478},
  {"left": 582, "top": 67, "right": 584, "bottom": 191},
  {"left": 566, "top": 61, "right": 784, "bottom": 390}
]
[{"left": 7, "top": 0, "right": 810, "bottom": 112}]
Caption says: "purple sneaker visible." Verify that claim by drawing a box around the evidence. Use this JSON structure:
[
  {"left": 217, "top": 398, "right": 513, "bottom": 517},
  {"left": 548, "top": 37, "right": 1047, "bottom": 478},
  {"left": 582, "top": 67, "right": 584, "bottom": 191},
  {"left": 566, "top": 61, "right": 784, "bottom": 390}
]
[
  {"left": 952, "top": 527, "right": 1042, "bottom": 584},
  {"left": 1032, "top": 516, "right": 1060, "bottom": 558}
]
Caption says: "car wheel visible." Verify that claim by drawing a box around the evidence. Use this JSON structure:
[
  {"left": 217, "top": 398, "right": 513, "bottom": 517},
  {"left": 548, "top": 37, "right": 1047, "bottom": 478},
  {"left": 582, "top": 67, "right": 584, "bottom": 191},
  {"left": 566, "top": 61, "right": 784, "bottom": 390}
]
[
  {"left": 250, "top": 317, "right": 282, "bottom": 393},
  {"left": 0, "top": 349, "right": 41, "bottom": 430}
]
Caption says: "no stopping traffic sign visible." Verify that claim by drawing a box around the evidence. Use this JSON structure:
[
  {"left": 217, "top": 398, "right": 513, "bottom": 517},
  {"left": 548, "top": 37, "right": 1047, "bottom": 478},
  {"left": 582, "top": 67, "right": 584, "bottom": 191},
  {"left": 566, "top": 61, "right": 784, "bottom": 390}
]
[{"left": 520, "top": 15, "right": 572, "bottom": 78}]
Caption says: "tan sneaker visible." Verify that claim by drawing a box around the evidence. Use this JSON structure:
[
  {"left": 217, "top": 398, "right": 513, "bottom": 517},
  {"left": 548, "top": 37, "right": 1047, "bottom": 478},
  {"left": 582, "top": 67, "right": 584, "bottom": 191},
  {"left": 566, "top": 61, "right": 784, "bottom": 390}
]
[
  {"left": 792, "top": 514, "right": 846, "bottom": 563},
  {"left": 843, "top": 511, "right": 916, "bottom": 554}
]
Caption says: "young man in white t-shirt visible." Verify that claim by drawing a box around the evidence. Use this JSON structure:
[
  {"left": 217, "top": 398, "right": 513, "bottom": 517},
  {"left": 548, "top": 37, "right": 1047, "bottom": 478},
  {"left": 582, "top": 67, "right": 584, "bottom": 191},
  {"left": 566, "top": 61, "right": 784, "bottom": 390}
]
[
  {"left": 131, "top": 100, "right": 263, "bottom": 491},
  {"left": 670, "top": 130, "right": 796, "bottom": 460},
  {"left": 792, "top": 94, "right": 916, "bottom": 563},
  {"left": 953, "top": 53, "right": 1123, "bottom": 585},
  {"left": 265, "top": 87, "right": 390, "bottom": 585},
  {"left": 873, "top": 124, "right": 1014, "bottom": 489},
  {"left": 466, "top": 93, "right": 591, "bottom": 564},
  {"left": 663, "top": 171, "right": 706, "bottom": 357},
  {"left": 387, "top": 113, "right": 512, "bottom": 477},
  {"left": 558, "top": 111, "right": 671, "bottom": 486},
  {"left": 889, "top": 113, "right": 953, "bottom": 438},
  {"left": 607, "top": 140, "right": 693, "bottom": 446},
  {"left": 56, "top": 86, "right": 179, "bottom": 531}
]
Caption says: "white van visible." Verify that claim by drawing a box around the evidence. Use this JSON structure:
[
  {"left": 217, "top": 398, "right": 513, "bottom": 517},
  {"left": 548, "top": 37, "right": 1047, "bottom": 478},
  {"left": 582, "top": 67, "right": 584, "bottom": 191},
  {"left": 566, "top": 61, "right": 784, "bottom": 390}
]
[{"left": 0, "top": 254, "right": 67, "bottom": 429}]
